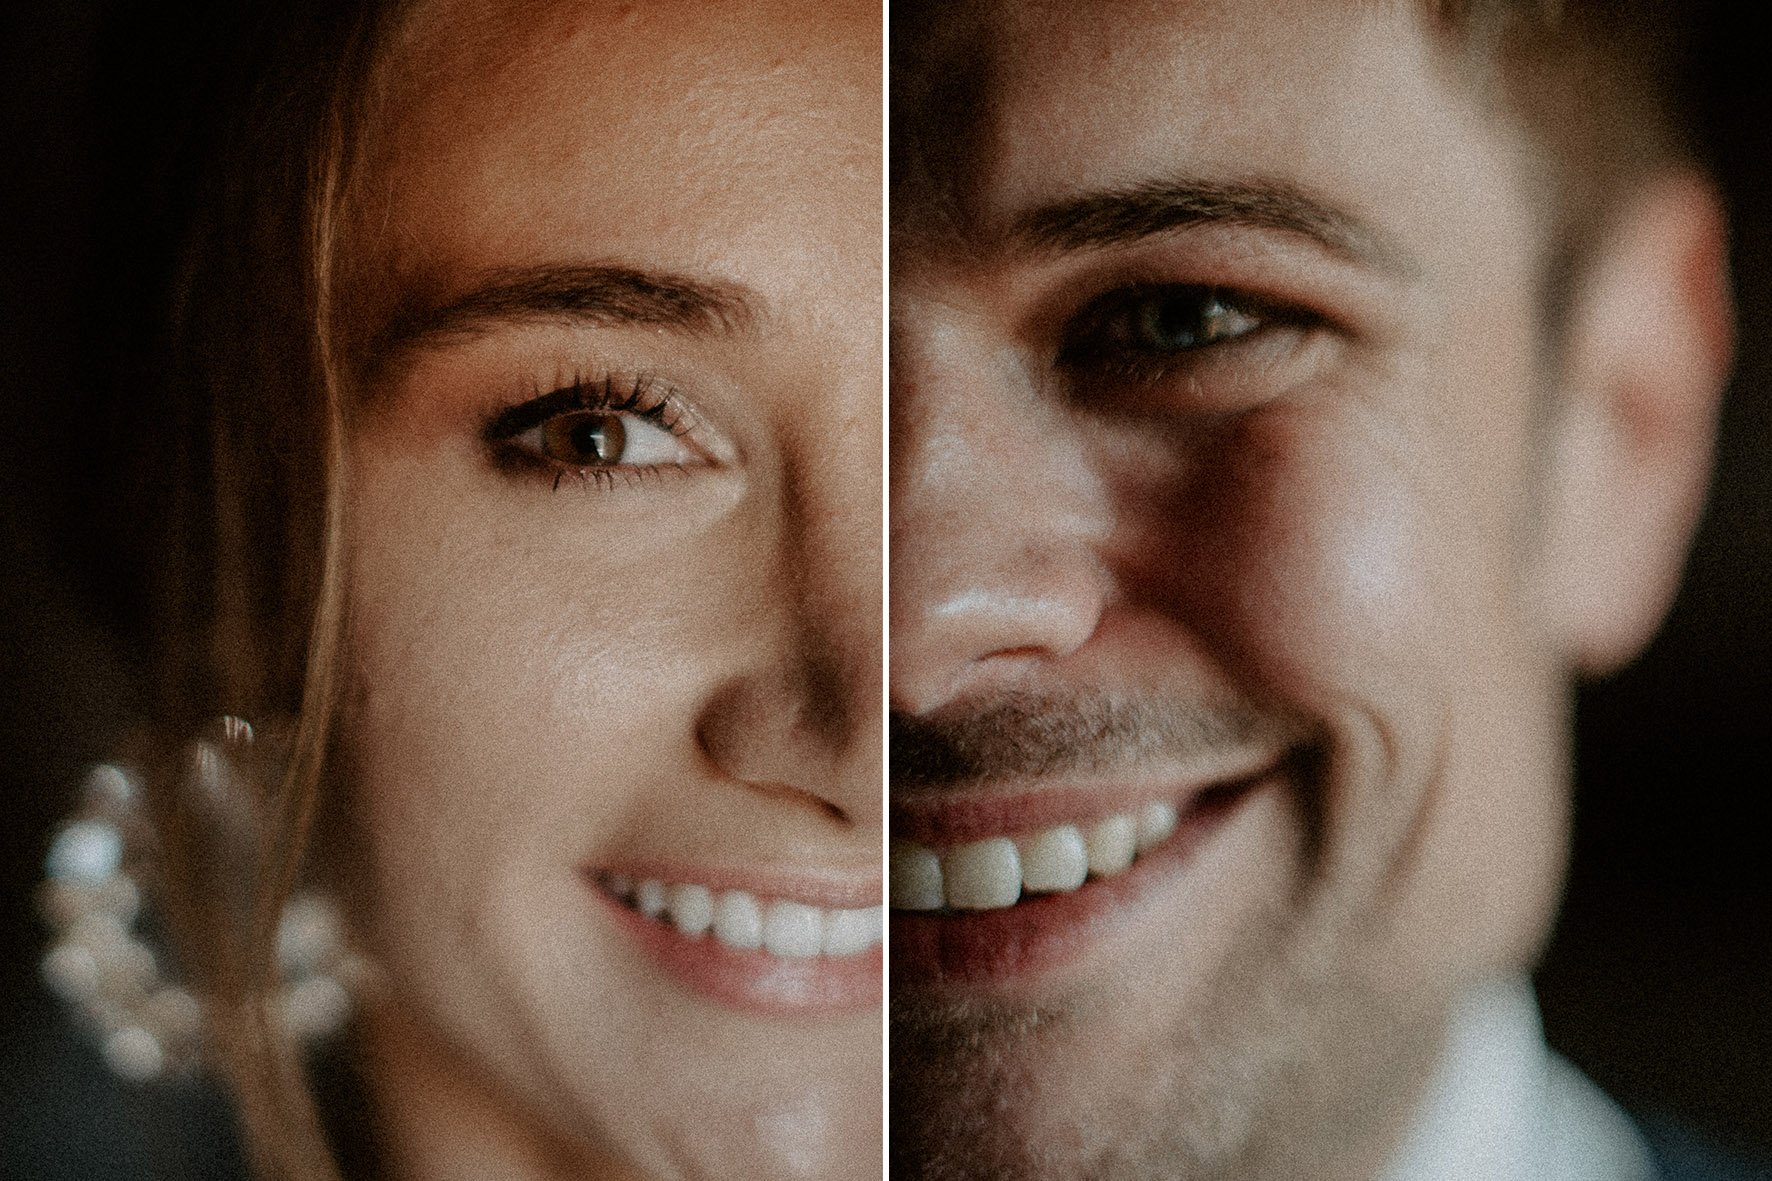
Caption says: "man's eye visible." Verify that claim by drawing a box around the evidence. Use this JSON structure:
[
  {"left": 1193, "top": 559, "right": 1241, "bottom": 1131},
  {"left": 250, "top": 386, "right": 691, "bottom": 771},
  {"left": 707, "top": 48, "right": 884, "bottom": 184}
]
[
  {"left": 1063, "top": 285, "right": 1263, "bottom": 365},
  {"left": 517, "top": 410, "right": 697, "bottom": 468},
  {"left": 1131, "top": 289, "right": 1260, "bottom": 351}
]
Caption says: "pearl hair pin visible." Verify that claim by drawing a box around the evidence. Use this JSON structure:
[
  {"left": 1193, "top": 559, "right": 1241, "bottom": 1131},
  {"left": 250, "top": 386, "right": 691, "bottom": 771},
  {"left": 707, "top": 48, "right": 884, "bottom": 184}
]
[{"left": 38, "top": 718, "right": 365, "bottom": 1081}]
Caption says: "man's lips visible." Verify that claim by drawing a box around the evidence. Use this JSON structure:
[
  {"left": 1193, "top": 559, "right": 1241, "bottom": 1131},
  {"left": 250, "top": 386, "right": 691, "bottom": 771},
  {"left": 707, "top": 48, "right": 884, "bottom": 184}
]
[
  {"left": 889, "top": 740, "right": 1289, "bottom": 911},
  {"left": 890, "top": 765, "right": 1282, "bottom": 987}
]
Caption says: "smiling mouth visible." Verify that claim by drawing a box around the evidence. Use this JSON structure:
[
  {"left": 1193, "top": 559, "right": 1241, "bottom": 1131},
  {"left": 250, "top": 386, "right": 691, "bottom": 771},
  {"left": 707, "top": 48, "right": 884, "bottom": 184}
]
[
  {"left": 889, "top": 770, "right": 1277, "bottom": 988},
  {"left": 595, "top": 872, "right": 883, "bottom": 959},
  {"left": 587, "top": 867, "right": 884, "bottom": 1015},
  {"left": 890, "top": 771, "right": 1262, "bottom": 914},
  {"left": 890, "top": 799, "right": 1183, "bottom": 912}
]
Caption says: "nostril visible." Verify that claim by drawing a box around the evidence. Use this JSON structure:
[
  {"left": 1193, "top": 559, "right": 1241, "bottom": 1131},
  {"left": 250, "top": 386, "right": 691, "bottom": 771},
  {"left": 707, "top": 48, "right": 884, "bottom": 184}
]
[
  {"left": 979, "top": 645, "right": 1051, "bottom": 662},
  {"left": 737, "top": 779, "right": 854, "bottom": 825},
  {"left": 695, "top": 666, "right": 878, "bottom": 829}
]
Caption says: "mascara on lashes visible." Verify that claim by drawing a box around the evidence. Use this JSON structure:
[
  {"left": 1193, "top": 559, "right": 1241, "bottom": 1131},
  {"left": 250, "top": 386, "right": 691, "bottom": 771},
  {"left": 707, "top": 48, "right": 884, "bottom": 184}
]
[
  {"left": 480, "top": 374, "right": 700, "bottom": 489},
  {"left": 481, "top": 374, "right": 690, "bottom": 442}
]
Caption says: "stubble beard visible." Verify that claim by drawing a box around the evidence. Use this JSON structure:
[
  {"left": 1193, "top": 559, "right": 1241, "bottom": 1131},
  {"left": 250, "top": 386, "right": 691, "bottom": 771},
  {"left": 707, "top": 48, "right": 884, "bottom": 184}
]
[
  {"left": 889, "top": 693, "right": 1449, "bottom": 1181},
  {"left": 891, "top": 874, "right": 1447, "bottom": 1181}
]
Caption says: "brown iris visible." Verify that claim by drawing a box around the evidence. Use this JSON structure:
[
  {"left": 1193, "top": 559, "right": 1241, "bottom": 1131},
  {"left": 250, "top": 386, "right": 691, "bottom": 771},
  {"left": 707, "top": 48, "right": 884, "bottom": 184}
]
[{"left": 540, "top": 412, "right": 626, "bottom": 466}]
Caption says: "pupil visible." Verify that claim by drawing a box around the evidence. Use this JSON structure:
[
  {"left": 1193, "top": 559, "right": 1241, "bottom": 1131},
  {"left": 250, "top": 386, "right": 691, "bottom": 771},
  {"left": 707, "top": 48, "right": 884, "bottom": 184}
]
[
  {"left": 569, "top": 414, "right": 624, "bottom": 464},
  {"left": 1139, "top": 296, "right": 1202, "bottom": 350}
]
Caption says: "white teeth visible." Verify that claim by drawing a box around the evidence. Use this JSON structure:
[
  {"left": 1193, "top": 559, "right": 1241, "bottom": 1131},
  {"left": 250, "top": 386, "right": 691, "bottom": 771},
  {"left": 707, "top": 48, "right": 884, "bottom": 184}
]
[
  {"left": 943, "top": 837, "right": 1022, "bottom": 910},
  {"left": 893, "top": 801, "right": 1186, "bottom": 912},
  {"left": 1019, "top": 824, "right": 1088, "bottom": 893},
  {"left": 1086, "top": 815, "right": 1138, "bottom": 877},
  {"left": 601, "top": 874, "right": 881, "bottom": 959},
  {"left": 635, "top": 878, "right": 669, "bottom": 919},
  {"left": 822, "top": 906, "right": 882, "bottom": 956},
  {"left": 762, "top": 901, "right": 825, "bottom": 958},
  {"left": 668, "top": 883, "right": 714, "bottom": 937},
  {"left": 1137, "top": 801, "right": 1179, "bottom": 853},
  {"left": 889, "top": 841, "right": 945, "bottom": 911},
  {"left": 712, "top": 890, "right": 764, "bottom": 950}
]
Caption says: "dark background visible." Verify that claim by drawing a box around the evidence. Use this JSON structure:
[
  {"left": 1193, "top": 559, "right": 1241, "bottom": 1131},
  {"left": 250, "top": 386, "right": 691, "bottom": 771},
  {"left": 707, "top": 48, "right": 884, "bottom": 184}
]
[
  {"left": 1529, "top": 3, "right": 1772, "bottom": 1163},
  {"left": 3, "top": 2, "right": 1768, "bottom": 1175}
]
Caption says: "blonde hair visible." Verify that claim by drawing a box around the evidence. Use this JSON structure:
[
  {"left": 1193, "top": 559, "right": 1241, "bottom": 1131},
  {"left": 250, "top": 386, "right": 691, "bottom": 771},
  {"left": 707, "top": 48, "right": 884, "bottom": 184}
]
[{"left": 138, "top": 1, "right": 407, "bottom": 1175}]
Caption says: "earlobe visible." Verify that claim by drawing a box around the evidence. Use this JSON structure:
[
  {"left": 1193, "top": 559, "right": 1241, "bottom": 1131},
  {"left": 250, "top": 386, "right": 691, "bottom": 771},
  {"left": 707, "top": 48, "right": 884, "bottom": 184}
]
[{"left": 1531, "top": 170, "right": 1734, "bottom": 676}]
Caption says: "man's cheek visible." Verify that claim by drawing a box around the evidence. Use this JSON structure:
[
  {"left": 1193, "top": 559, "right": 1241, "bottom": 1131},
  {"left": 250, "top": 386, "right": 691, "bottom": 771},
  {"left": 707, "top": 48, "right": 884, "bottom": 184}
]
[{"left": 1121, "top": 407, "right": 1452, "bottom": 730}]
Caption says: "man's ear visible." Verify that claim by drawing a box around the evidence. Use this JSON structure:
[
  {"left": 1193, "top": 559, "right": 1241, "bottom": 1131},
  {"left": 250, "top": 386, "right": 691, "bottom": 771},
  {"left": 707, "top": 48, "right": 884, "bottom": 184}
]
[{"left": 1531, "top": 170, "right": 1734, "bottom": 677}]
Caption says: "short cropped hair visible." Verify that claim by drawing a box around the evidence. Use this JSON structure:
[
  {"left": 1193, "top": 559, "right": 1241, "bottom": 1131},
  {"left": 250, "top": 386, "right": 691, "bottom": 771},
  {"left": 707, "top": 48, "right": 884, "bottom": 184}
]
[
  {"left": 893, "top": 0, "right": 1698, "bottom": 305},
  {"left": 1429, "top": 0, "right": 1696, "bottom": 299}
]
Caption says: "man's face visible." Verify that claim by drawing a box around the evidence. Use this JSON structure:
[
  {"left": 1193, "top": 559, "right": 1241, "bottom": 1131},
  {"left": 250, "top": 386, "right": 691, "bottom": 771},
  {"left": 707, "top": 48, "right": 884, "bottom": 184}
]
[{"left": 890, "top": 2, "right": 1577, "bottom": 1176}]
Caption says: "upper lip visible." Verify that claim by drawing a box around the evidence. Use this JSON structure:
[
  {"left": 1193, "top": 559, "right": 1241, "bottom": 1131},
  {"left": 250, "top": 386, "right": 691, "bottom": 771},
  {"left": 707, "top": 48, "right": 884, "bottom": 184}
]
[
  {"left": 890, "top": 740, "right": 1292, "bottom": 847},
  {"left": 585, "top": 860, "right": 882, "bottom": 910}
]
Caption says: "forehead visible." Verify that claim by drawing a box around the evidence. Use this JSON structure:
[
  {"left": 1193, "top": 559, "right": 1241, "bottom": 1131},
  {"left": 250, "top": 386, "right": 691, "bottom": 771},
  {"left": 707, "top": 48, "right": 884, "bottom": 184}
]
[
  {"left": 357, "top": 0, "right": 878, "bottom": 310},
  {"left": 894, "top": 0, "right": 1541, "bottom": 267}
]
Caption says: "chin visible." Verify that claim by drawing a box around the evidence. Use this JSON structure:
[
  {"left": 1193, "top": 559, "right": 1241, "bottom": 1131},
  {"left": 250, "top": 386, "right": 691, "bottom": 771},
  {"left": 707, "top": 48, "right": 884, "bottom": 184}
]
[{"left": 363, "top": 865, "right": 881, "bottom": 1181}]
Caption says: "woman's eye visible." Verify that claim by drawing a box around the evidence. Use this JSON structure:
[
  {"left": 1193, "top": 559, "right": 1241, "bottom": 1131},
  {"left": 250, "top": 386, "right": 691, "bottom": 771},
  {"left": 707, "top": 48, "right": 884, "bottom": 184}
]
[
  {"left": 523, "top": 410, "right": 695, "bottom": 468},
  {"left": 483, "top": 377, "right": 709, "bottom": 486}
]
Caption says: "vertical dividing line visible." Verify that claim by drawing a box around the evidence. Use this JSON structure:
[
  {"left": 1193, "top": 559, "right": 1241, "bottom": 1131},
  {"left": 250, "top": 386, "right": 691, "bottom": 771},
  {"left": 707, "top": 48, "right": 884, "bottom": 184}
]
[{"left": 878, "top": 0, "right": 892, "bottom": 1175}]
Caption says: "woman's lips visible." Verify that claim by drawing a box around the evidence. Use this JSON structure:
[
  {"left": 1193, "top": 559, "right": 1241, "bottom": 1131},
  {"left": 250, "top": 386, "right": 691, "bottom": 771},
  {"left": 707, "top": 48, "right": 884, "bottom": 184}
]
[
  {"left": 586, "top": 869, "right": 883, "bottom": 1016},
  {"left": 890, "top": 772, "right": 1272, "bottom": 989}
]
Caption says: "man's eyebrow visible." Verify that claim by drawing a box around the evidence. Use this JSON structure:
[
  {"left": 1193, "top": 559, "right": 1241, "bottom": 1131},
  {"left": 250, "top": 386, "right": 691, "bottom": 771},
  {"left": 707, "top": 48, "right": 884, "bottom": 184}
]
[
  {"left": 1009, "top": 178, "right": 1417, "bottom": 277},
  {"left": 372, "top": 263, "right": 755, "bottom": 362}
]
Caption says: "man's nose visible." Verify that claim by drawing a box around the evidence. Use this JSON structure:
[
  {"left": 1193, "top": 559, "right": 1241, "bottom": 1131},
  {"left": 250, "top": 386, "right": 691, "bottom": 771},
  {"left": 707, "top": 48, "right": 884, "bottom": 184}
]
[{"left": 890, "top": 314, "right": 1113, "bottom": 715}]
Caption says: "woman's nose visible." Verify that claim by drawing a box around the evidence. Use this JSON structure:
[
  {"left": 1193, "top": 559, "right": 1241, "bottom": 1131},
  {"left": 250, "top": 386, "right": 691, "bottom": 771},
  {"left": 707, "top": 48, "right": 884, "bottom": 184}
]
[
  {"left": 889, "top": 312, "right": 1113, "bottom": 715},
  {"left": 696, "top": 408, "right": 883, "bottom": 832},
  {"left": 698, "top": 655, "right": 878, "bottom": 829}
]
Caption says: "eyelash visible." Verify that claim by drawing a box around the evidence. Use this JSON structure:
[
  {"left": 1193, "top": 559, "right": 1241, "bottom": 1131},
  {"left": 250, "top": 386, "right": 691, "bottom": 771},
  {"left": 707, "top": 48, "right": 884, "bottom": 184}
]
[{"left": 481, "top": 373, "right": 697, "bottom": 492}]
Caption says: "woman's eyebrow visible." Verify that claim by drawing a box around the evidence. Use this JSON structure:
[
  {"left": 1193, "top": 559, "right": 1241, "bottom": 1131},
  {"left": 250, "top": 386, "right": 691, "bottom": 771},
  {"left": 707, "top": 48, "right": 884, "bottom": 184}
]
[
  {"left": 1009, "top": 177, "right": 1421, "bottom": 280},
  {"left": 370, "top": 263, "right": 757, "bottom": 364}
]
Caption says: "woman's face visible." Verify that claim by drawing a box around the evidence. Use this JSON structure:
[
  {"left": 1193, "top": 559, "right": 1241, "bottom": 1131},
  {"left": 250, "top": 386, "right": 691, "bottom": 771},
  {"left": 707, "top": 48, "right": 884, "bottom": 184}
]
[{"left": 338, "top": 2, "right": 880, "bottom": 1176}]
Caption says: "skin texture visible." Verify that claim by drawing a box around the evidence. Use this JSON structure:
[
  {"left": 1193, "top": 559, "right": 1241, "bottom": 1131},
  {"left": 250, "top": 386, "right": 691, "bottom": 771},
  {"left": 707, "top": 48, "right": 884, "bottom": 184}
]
[
  {"left": 889, "top": 2, "right": 1729, "bottom": 1178},
  {"left": 336, "top": 2, "right": 881, "bottom": 1178}
]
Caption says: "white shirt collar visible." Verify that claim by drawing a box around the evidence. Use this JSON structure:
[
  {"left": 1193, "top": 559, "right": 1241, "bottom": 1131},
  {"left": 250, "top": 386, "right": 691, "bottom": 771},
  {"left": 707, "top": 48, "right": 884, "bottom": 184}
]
[{"left": 1380, "top": 976, "right": 1656, "bottom": 1181}]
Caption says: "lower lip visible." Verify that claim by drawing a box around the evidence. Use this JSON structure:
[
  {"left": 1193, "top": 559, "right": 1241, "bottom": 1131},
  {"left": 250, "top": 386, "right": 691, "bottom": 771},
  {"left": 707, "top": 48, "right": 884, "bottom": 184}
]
[
  {"left": 593, "top": 888, "right": 883, "bottom": 1016},
  {"left": 890, "top": 776, "right": 1267, "bottom": 993}
]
